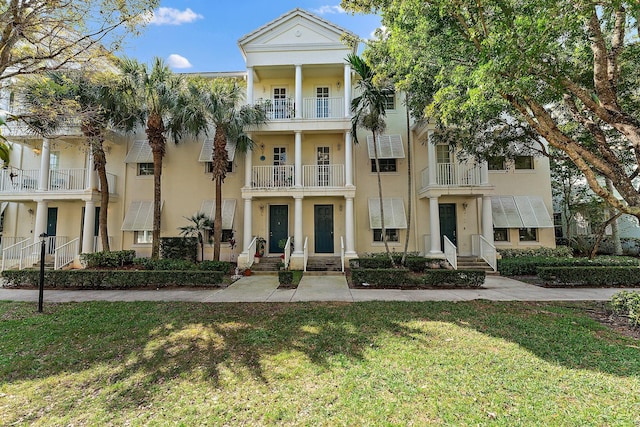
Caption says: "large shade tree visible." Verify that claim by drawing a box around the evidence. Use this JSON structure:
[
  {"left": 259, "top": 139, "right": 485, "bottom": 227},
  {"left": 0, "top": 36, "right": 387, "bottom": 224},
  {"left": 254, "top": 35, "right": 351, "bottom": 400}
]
[
  {"left": 342, "top": 0, "right": 640, "bottom": 221},
  {"left": 189, "top": 78, "right": 267, "bottom": 261},
  {"left": 117, "top": 57, "right": 207, "bottom": 259}
]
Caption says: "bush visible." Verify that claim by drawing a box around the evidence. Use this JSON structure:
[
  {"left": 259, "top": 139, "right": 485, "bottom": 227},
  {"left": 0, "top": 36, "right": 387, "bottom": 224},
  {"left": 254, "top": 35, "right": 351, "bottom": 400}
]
[
  {"left": 349, "top": 258, "right": 393, "bottom": 269},
  {"left": 198, "top": 261, "right": 232, "bottom": 273},
  {"left": 611, "top": 291, "right": 640, "bottom": 327},
  {"left": 404, "top": 257, "right": 445, "bottom": 272},
  {"left": 498, "top": 246, "right": 573, "bottom": 258},
  {"left": 537, "top": 266, "right": 640, "bottom": 287},
  {"left": 80, "top": 250, "right": 136, "bottom": 268},
  {"left": 160, "top": 237, "right": 198, "bottom": 262},
  {"left": 132, "top": 258, "right": 196, "bottom": 270},
  {"left": 419, "top": 270, "right": 485, "bottom": 288},
  {"left": 278, "top": 270, "right": 293, "bottom": 285},
  {"left": 1, "top": 270, "right": 224, "bottom": 289},
  {"left": 498, "top": 256, "right": 639, "bottom": 276},
  {"left": 350, "top": 268, "right": 485, "bottom": 288},
  {"left": 351, "top": 268, "right": 410, "bottom": 287}
]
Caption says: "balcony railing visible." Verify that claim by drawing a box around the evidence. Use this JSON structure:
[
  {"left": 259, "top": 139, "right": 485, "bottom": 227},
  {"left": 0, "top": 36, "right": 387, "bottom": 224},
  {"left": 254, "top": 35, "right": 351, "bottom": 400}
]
[
  {"left": 252, "top": 165, "right": 295, "bottom": 188},
  {"left": 258, "top": 98, "right": 294, "bottom": 120},
  {"left": 49, "top": 169, "right": 87, "bottom": 191},
  {"left": 0, "top": 168, "right": 116, "bottom": 194},
  {"left": 0, "top": 169, "right": 39, "bottom": 192},
  {"left": 421, "top": 163, "right": 482, "bottom": 188},
  {"left": 303, "top": 165, "right": 344, "bottom": 187},
  {"left": 302, "top": 97, "right": 344, "bottom": 119}
]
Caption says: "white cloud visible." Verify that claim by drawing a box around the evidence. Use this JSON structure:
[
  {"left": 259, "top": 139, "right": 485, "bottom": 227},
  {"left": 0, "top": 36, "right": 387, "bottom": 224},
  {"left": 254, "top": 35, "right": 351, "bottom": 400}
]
[
  {"left": 146, "top": 7, "right": 203, "bottom": 25},
  {"left": 312, "top": 5, "right": 345, "bottom": 15},
  {"left": 167, "top": 54, "right": 192, "bottom": 69}
]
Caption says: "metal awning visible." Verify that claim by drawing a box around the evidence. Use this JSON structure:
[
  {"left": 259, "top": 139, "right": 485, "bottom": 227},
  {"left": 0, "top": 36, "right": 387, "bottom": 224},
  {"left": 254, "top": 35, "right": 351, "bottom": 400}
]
[
  {"left": 124, "top": 140, "right": 153, "bottom": 163},
  {"left": 368, "top": 198, "right": 407, "bottom": 229},
  {"left": 366, "top": 134, "right": 405, "bottom": 159},
  {"left": 492, "top": 196, "right": 553, "bottom": 228},
  {"left": 200, "top": 199, "right": 237, "bottom": 229}
]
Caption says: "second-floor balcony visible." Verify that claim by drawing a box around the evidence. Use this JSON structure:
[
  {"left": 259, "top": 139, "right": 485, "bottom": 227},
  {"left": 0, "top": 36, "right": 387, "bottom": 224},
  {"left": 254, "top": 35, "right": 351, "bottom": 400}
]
[
  {"left": 251, "top": 164, "right": 345, "bottom": 189},
  {"left": 258, "top": 97, "right": 345, "bottom": 121},
  {"left": 421, "top": 163, "right": 483, "bottom": 188},
  {"left": 0, "top": 168, "right": 116, "bottom": 195}
]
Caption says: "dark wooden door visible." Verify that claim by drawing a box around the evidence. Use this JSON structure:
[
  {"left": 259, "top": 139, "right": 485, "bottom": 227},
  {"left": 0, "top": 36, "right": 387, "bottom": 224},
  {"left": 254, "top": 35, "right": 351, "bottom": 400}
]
[
  {"left": 269, "top": 205, "right": 288, "bottom": 253},
  {"left": 314, "top": 205, "right": 334, "bottom": 253},
  {"left": 439, "top": 203, "right": 457, "bottom": 248}
]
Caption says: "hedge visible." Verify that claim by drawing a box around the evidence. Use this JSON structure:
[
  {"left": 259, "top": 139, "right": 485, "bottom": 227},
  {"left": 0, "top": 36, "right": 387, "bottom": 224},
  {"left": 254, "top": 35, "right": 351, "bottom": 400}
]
[
  {"left": 131, "top": 258, "right": 232, "bottom": 273},
  {"left": 80, "top": 250, "right": 136, "bottom": 268},
  {"left": 537, "top": 266, "right": 640, "bottom": 287},
  {"left": 351, "top": 268, "right": 485, "bottom": 288},
  {"left": 498, "top": 246, "right": 573, "bottom": 258},
  {"left": 610, "top": 291, "right": 640, "bottom": 327},
  {"left": 278, "top": 270, "right": 293, "bottom": 285},
  {"left": 498, "top": 256, "right": 639, "bottom": 276},
  {"left": 2, "top": 270, "right": 224, "bottom": 289},
  {"left": 349, "top": 258, "right": 394, "bottom": 269},
  {"left": 160, "top": 237, "right": 198, "bottom": 262}
]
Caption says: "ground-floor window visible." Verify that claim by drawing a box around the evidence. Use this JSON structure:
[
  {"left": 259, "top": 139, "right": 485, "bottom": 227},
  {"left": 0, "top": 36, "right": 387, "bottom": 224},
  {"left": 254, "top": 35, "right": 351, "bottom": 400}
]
[
  {"left": 206, "top": 229, "right": 234, "bottom": 243},
  {"left": 494, "top": 228, "right": 509, "bottom": 242},
  {"left": 137, "top": 163, "right": 154, "bottom": 176},
  {"left": 373, "top": 228, "right": 399, "bottom": 242},
  {"left": 134, "top": 230, "right": 152, "bottom": 244},
  {"left": 518, "top": 228, "right": 538, "bottom": 241}
]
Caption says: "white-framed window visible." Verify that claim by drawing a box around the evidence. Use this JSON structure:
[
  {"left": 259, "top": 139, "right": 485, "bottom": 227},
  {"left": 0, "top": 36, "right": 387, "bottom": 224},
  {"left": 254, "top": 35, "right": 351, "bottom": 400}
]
[
  {"left": 273, "top": 87, "right": 288, "bottom": 119},
  {"left": 137, "top": 163, "right": 154, "bottom": 176},
  {"left": 371, "top": 158, "right": 397, "bottom": 172},
  {"left": 383, "top": 90, "right": 395, "bottom": 110},
  {"left": 515, "top": 155, "right": 534, "bottom": 170},
  {"left": 519, "top": 227, "right": 538, "bottom": 241},
  {"left": 205, "top": 161, "right": 233, "bottom": 174},
  {"left": 316, "top": 87, "right": 330, "bottom": 118},
  {"left": 494, "top": 228, "right": 509, "bottom": 242},
  {"left": 134, "top": 230, "right": 152, "bottom": 244},
  {"left": 488, "top": 156, "right": 506, "bottom": 171},
  {"left": 49, "top": 151, "right": 60, "bottom": 170},
  {"left": 373, "top": 228, "right": 399, "bottom": 242}
]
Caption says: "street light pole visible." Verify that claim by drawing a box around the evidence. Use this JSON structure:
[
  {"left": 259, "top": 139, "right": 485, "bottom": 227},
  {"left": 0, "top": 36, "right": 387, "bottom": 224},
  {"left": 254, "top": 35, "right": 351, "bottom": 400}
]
[{"left": 38, "top": 233, "right": 47, "bottom": 313}]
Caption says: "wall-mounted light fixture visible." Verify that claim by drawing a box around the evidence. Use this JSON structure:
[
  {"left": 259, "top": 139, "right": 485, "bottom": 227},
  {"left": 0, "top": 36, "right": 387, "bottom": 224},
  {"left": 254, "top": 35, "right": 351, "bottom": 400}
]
[
  {"left": 28, "top": 208, "right": 34, "bottom": 215},
  {"left": 462, "top": 202, "right": 468, "bottom": 210},
  {"left": 259, "top": 204, "right": 265, "bottom": 213},
  {"left": 339, "top": 204, "right": 343, "bottom": 212},
  {"left": 336, "top": 81, "right": 341, "bottom": 89}
]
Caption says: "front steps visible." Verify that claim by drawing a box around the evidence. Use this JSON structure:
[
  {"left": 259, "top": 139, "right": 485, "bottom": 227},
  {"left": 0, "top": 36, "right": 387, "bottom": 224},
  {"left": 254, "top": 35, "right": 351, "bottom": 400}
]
[
  {"left": 456, "top": 256, "right": 497, "bottom": 274},
  {"left": 305, "top": 256, "right": 343, "bottom": 273}
]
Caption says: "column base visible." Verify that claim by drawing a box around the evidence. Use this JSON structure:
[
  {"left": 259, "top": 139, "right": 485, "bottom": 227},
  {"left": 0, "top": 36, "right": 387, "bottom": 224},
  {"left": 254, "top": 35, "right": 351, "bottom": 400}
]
[
  {"left": 237, "top": 252, "right": 252, "bottom": 269},
  {"left": 289, "top": 253, "right": 304, "bottom": 270}
]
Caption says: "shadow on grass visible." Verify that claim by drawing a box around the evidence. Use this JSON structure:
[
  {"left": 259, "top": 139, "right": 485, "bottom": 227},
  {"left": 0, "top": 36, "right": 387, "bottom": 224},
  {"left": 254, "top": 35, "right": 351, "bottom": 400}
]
[{"left": 1, "top": 300, "right": 638, "bottom": 410}]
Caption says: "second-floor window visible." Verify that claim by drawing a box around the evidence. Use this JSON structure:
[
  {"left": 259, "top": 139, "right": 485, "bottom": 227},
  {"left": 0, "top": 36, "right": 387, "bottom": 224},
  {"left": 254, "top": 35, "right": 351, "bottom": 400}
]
[
  {"left": 371, "top": 158, "right": 397, "bottom": 172},
  {"left": 383, "top": 90, "right": 395, "bottom": 110},
  {"left": 273, "top": 87, "right": 288, "bottom": 119},
  {"left": 316, "top": 87, "right": 329, "bottom": 118},
  {"left": 515, "top": 155, "right": 534, "bottom": 170},
  {"left": 137, "top": 163, "right": 154, "bottom": 176},
  {"left": 488, "top": 156, "right": 506, "bottom": 170},
  {"left": 49, "top": 152, "right": 60, "bottom": 170},
  {"left": 205, "top": 161, "right": 233, "bottom": 174}
]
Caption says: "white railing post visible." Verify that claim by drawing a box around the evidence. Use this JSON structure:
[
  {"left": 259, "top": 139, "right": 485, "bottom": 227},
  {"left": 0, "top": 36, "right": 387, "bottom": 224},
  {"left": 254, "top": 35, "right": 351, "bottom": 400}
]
[
  {"left": 479, "top": 235, "right": 497, "bottom": 272},
  {"left": 340, "top": 236, "right": 345, "bottom": 273},
  {"left": 303, "top": 237, "right": 308, "bottom": 272},
  {"left": 246, "top": 236, "right": 257, "bottom": 269},
  {"left": 55, "top": 238, "right": 79, "bottom": 270},
  {"left": 1, "top": 238, "right": 30, "bottom": 271},
  {"left": 443, "top": 235, "right": 458, "bottom": 270},
  {"left": 283, "top": 236, "right": 291, "bottom": 269}
]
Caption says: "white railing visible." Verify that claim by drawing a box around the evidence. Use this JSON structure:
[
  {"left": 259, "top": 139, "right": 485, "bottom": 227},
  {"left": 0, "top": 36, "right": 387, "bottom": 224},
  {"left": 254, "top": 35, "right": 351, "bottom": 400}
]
[
  {"left": 258, "top": 98, "right": 294, "bottom": 120},
  {"left": 0, "top": 168, "right": 39, "bottom": 192},
  {"left": 246, "top": 236, "right": 257, "bottom": 269},
  {"left": 252, "top": 165, "right": 295, "bottom": 188},
  {"left": 93, "top": 236, "right": 113, "bottom": 252},
  {"left": 0, "top": 236, "right": 28, "bottom": 252},
  {"left": 55, "top": 238, "right": 79, "bottom": 270},
  {"left": 49, "top": 169, "right": 87, "bottom": 191},
  {"left": 303, "top": 164, "right": 345, "bottom": 187},
  {"left": 283, "top": 236, "right": 292, "bottom": 270},
  {"left": 303, "top": 236, "right": 309, "bottom": 272},
  {"left": 19, "top": 241, "right": 42, "bottom": 270},
  {"left": 340, "top": 236, "right": 345, "bottom": 273},
  {"left": 1, "top": 238, "right": 30, "bottom": 271},
  {"left": 479, "top": 235, "right": 497, "bottom": 272},
  {"left": 421, "top": 163, "right": 482, "bottom": 187},
  {"left": 302, "top": 97, "right": 344, "bottom": 119},
  {"left": 443, "top": 235, "right": 457, "bottom": 270}
]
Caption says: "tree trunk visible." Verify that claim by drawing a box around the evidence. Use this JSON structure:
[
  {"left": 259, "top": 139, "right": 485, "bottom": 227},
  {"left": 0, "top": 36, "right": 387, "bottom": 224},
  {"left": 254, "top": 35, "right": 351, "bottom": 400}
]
[
  {"left": 606, "top": 178, "right": 623, "bottom": 255},
  {"left": 402, "top": 94, "right": 412, "bottom": 265},
  {"left": 372, "top": 132, "right": 394, "bottom": 265},
  {"left": 212, "top": 126, "right": 229, "bottom": 261},
  {"left": 92, "top": 138, "right": 110, "bottom": 252},
  {"left": 146, "top": 114, "right": 166, "bottom": 260},
  {"left": 590, "top": 212, "right": 623, "bottom": 259},
  {"left": 213, "top": 176, "right": 223, "bottom": 261}
]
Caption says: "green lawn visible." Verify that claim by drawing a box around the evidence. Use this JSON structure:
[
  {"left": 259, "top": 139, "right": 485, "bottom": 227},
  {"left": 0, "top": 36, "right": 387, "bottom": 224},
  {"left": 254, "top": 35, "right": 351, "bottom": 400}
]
[{"left": 1, "top": 301, "right": 639, "bottom": 425}]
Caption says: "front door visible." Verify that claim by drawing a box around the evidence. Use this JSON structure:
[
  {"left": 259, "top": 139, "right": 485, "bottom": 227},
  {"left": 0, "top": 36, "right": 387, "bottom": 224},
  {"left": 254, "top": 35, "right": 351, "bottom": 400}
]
[
  {"left": 439, "top": 204, "right": 457, "bottom": 248},
  {"left": 314, "top": 204, "right": 334, "bottom": 253},
  {"left": 269, "top": 205, "right": 288, "bottom": 253},
  {"left": 47, "top": 207, "right": 58, "bottom": 254}
]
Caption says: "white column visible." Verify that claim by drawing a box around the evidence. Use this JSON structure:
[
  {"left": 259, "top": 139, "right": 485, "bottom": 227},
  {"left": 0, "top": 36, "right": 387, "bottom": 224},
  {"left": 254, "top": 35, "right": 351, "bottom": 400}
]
[
  {"left": 34, "top": 200, "right": 48, "bottom": 244},
  {"left": 429, "top": 197, "right": 441, "bottom": 254},
  {"left": 82, "top": 201, "right": 96, "bottom": 253},
  {"left": 244, "top": 143, "right": 253, "bottom": 188},
  {"left": 427, "top": 132, "right": 436, "bottom": 186},
  {"left": 480, "top": 160, "right": 489, "bottom": 185},
  {"left": 246, "top": 67, "right": 254, "bottom": 105},
  {"left": 295, "top": 64, "right": 302, "bottom": 119},
  {"left": 345, "top": 197, "right": 356, "bottom": 255},
  {"left": 38, "top": 138, "right": 50, "bottom": 191},
  {"left": 344, "top": 64, "right": 351, "bottom": 118},
  {"left": 87, "top": 150, "right": 97, "bottom": 190},
  {"left": 482, "top": 195, "right": 494, "bottom": 243},
  {"left": 294, "top": 195, "right": 303, "bottom": 254},
  {"left": 345, "top": 132, "right": 353, "bottom": 187},
  {"left": 294, "top": 131, "right": 302, "bottom": 187},
  {"left": 242, "top": 198, "right": 253, "bottom": 253}
]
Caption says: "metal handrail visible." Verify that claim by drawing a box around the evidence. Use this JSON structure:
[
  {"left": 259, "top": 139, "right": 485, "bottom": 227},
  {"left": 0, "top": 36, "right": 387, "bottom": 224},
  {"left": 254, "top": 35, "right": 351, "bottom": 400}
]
[
  {"left": 55, "top": 238, "right": 79, "bottom": 270},
  {"left": 479, "top": 235, "right": 497, "bottom": 272},
  {"left": 246, "top": 236, "right": 257, "bottom": 269},
  {"left": 443, "top": 235, "right": 458, "bottom": 270},
  {"left": 283, "top": 236, "right": 292, "bottom": 269},
  {"left": 303, "top": 236, "right": 309, "bottom": 272},
  {"left": 340, "top": 236, "right": 345, "bottom": 273},
  {"left": 1, "top": 238, "right": 30, "bottom": 271}
]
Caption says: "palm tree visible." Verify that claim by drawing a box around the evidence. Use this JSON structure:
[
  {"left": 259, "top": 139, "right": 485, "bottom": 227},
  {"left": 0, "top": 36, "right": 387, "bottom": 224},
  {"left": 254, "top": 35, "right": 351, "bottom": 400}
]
[
  {"left": 178, "top": 212, "right": 214, "bottom": 262},
  {"left": 117, "top": 57, "right": 208, "bottom": 259},
  {"left": 401, "top": 93, "right": 413, "bottom": 266},
  {"left": 191, "top": 78, "right": 267, "bottom": 260},
  {"left": 347, "top": 54, "right": 394, "bottom": 263}
]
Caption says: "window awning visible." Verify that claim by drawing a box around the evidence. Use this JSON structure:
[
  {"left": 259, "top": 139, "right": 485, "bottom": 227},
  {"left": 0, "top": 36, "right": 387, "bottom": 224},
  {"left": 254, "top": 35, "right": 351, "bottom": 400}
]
[
  {"left": 200, "top": 199, "right": 237, "bottom": 229},
  {"left": 198, "top": 139, "right": 237, "bottom": 162},
  {"left": 366, "top": 134, "right": 405, "bottom": 159},
  {"left": 124, "top": 140, "right": 153, "bottom": 163},
  {"left": 492, "top": 196, "right": 553, "bottom": 228},
  {"left": 368, "top": 198, "right": 407, "bottom": 229},
  {"left": 121, "top": 201, "right": 159, "bottom": 231}
]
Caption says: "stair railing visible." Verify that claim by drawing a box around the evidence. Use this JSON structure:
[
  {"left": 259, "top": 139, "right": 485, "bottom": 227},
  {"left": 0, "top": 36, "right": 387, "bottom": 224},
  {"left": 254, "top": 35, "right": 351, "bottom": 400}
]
[
  {"left": 19, "top": 240, "right": 42, "bottom": 270},
  {"left": 303, "top": 236, "right": 309, "bottom": 272},
  {"left": 1, "top": 238, "right": 30, "bottom": 271},
  {"left": 443, "top": 236, "right": 458, "bottom": 270},
  {"left": 340, "top": 236, "right": 345, "bottom": 273},
  {"left": 283, "top": 236, "right": 292, "bottom": 269},
  {"left": 479, "top": 235, "right": 497, "bottom": 272},
  {"left": 246, "top": 236, "right": 257, "bottom": 269},
  {"left": 55, "top": 238, "right": 79, "bottom": 270}
]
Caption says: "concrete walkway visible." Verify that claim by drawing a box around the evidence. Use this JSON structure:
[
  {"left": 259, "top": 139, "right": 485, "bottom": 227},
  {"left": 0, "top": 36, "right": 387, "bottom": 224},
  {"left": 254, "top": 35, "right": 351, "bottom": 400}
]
[{"left": 0, "top": 274, "right": 636, "bottom": 303}]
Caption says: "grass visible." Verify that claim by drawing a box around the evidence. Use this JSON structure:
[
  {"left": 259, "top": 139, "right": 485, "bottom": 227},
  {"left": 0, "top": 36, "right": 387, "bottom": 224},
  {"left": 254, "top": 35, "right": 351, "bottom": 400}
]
[{"left": 1, "top": 300, "right": 639, "bottom": 425}]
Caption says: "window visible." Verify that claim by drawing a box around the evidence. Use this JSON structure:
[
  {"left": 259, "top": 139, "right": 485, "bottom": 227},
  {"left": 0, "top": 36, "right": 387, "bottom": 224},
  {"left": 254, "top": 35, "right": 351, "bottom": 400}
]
[
  {"left": 373, "top": 228, "right": 399, "bottom": 242},
  {"left": 205, "top": 229, "right": 233, "bottom": 243},
  {"left": 134, "top": 230, "right": 152, "bottom": 244},
  {"left": 273, "top": 87, "right": 288, "bottom": 119},
  {"left": 49, "top": 152, "right": 60, "bottom": 170},
  {"left": 514, "top": 155, "right": 534, "bottom": 170},
  {"left": 436, "top": 144, "right": 450, "bottom": 164},
  {"left": 371, "top": 158, "right": 397, "bottom": 172},
  {"left": 488, "top": 156, "right": 506, "bottom": 171},
  {"left": 494, "top": 228, "right": 509, "bottom": 242},
  {"left": 383, "top": 90, "right": 395, "bottom": 110},
  {"left": 205, "top": 161, "right": 233, "bottom": 173},
  {"left": 316, "top": 87, "right": 329, "bottom": 118},
  {"left": 519, "top": 227, "right": 538, "bottom": 241},
  {"left": 137, "top": 163, "right": 154, "bottom": 176}
]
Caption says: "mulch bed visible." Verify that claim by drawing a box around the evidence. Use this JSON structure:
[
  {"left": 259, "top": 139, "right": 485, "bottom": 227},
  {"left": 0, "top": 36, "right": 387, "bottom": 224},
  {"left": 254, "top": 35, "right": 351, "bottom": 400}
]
[{"left": 584, "top": 302, "right": 640, "bottom": 341}]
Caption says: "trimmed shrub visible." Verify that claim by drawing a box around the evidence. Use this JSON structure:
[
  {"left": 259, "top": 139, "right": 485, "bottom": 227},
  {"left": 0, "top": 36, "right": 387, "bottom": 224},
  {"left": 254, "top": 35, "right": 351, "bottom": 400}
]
[
  {"left": 349, "top": 258, "right": 393, "bottom": 269},
  {"left": 350, "top": 268, "right": 484, "bottom": 288},
  {"left": 160, "top": 237, "right": 198, "bottom": 262},
  {"left": 498, "top": 246, "right": 573, "bottom": 258},
  {"left": 498, "top": 256, "right": 639, "bottom": 276},
  {"left": 404, "top": 257, "right": 445, "bottom": 272},
  {"left": 80, "top": 250, "right": 136, "bottom": 268},
  {"left": 537, "top": 266, "right": 640, "bottom": 287},
  {"left": 198, "top": 261, "right": 232, "bottom": 273},
  {"left": 351, "top": 268, "right": 411, "bottom": 287},
  {"left": 419, "top": 270, "right": 485, "bottom": 288},
  {"left": 611, "top": 291, "right": 640, "bottom": 326},
  {"left": 2, "top": 269, "right": 224, "bottom": 289},
  {"left": 278, "top": 270, "right": 293, "bottom": 285}
]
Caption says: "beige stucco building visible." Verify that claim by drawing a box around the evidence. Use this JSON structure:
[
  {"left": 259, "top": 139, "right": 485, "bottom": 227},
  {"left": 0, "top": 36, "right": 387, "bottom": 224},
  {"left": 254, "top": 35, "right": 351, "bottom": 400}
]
[{"left": 0, "top": 9, "right": 555, "bottom": 271}]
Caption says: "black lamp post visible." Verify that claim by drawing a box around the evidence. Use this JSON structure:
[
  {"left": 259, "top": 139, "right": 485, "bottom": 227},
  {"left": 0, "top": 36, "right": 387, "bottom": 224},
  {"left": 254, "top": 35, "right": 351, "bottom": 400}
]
[{"left": 38, "top": 233, "right": 47, "bottom": 313}]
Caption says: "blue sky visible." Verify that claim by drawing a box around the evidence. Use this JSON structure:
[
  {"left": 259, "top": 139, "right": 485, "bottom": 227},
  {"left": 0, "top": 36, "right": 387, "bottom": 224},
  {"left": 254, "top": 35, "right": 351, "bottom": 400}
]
[{"left": 122, "top": 1, "right": 381, "bottom": 72}]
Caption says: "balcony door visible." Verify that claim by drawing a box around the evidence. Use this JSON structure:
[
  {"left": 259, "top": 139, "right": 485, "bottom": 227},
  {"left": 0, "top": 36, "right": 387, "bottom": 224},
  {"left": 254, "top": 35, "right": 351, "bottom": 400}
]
[
  {"left": 436, "top": 144, "right": 452, "bottom": 185},
  {"left": 273, "top": 147, "right": 288, "bottom": 186},
  {"left": 317, "top": 146, "right": 330, "bottom": 187},
  {"left": 316, "top": 87, "right": 329, "bottom": 118},
  {"left": 273, "top": 87, "right": 287, "bottom": 119}
]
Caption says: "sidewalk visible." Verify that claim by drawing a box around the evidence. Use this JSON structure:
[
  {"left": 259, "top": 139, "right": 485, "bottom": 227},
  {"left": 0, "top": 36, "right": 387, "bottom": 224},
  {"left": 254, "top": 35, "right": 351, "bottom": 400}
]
[{"left": 0, "top": 274, "right": 635, "bottom": 303}]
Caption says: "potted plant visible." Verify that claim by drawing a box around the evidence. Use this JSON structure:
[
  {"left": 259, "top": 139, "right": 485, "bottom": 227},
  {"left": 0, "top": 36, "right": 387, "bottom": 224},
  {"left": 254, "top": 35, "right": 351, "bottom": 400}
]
[{"left": 255, "top": 237, "right": 266, "bottom": 261}]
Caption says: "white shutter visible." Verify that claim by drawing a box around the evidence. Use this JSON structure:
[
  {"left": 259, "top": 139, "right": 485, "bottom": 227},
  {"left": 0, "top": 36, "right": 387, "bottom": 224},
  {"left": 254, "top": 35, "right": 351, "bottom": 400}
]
[
  {"left": 198, "top": 139, "right": 237, "bottom": 162},
  {"left": 368, "top": 198, "right": 407, "bottom": 229},
  {"left": 367, "top": 134, "right": 405, "bottom": 159},
  {"left": 199, "top": 199, "right": 237, "bottom": 229},
  {"left": 492, "top": 196, "right": 524, "bottom": 228},
  {"left": 515, "top": 196, "right": 553, "bottom": 228},
  {"left": 124, "top": 140, "right": 153, "bottom": 163},
  {"left": 121, "top": 201, "right": 155, "bottom": 231}
]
